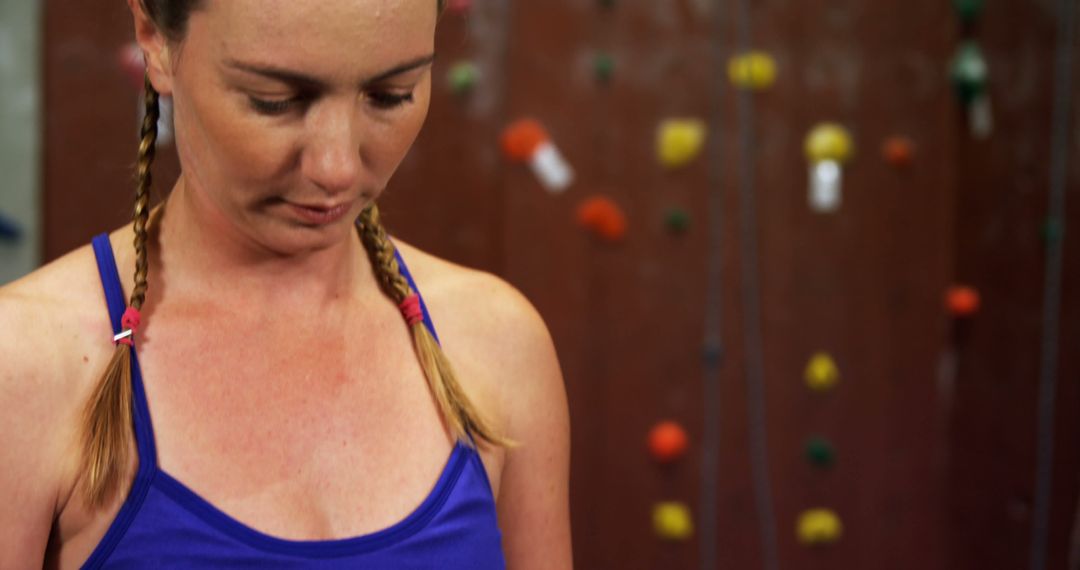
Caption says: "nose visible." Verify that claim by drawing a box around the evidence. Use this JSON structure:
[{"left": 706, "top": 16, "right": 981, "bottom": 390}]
[{"left": 300, "top": 103, "right": 362, "bottom": 195}]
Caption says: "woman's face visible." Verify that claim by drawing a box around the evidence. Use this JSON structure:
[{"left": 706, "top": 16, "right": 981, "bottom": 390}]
[{"left": 158, "top": 0, "right": 436, "bottom": 253}]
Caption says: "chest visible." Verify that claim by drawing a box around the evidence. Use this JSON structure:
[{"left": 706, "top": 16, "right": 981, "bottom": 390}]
[{"left": 132, "top": 304, "right": 464, "bottom": 540}]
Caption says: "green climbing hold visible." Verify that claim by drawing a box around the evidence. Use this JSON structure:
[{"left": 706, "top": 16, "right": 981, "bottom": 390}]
[
  {"left": 949, "top": 42, "right": 989, "bottom": 106},
  {"left": 952, "top": 0, "right": 984, "bottom": 24},
  {"left": 448, "top": 61, "right": 479, "bottom": 95},
  {"left": 665, "top": 208, "right": 691, "bottom": 234},
  {"left": 594, "top": 53, "right": 616, "bottom": 83},
  {"left": 805, "top": 437, "right": 835, "bottom": 468}
]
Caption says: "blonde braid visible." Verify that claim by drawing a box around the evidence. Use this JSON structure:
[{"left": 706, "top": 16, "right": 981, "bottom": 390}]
[
  {"left": 80, "top": 75, "right": 159, "bottom": 506},
  {"left": 79, "top": 0, "right": 458, "bottom": 510},
  {"left": 358, "top": 205, "right": 513, "bottom": 448}
]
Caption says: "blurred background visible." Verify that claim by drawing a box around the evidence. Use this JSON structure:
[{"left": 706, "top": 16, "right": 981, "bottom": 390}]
[{"left": 2, "top": 0, "right": 1079, "bottom": 568}]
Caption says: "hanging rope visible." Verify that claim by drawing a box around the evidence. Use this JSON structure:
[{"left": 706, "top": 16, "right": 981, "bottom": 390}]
[
  {"left": 700, "top": 1, "right": 730, "bottom": 568},
  {"left": 1029, "top": 0, "right": 1076, "bottom": 568},
  {"left": 731, "top": 0, "right": 780, "bottom": 567}
]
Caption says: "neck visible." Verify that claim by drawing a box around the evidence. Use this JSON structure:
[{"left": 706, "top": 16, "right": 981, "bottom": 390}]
[{"left": 154, "top": 176, "right": 376, "bottom": 309}]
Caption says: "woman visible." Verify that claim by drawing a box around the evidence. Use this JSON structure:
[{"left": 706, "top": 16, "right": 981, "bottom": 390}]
[{"left": 0, "top": 0, "right": 571, "bottom": 567}]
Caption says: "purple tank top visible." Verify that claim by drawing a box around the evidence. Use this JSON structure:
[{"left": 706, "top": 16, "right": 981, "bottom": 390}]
[{"left": 82, "top": 234, "right": 506, "bottom": 569}]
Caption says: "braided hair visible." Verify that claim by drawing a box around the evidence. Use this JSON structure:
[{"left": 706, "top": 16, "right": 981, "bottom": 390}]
[{"left": 80, "top": 0, "right": 504, "bottom": 508}]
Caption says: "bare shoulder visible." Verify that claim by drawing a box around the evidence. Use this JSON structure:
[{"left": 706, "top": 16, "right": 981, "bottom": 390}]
[
  {"left": 393, "top": 242, "right": 550, "bottom": 347},
  {"left": 0, "top": 242, "right": 115, "bottom": 566},
  {"left": 393, "top": 241, "right": 572, "bottom": 568},
  {"left": 0, "top": 239, "right": 115, "bottom": 445},
  {"left": 0, "top": 241, "right": 114, "bottom": 370},
  {"left": 392, "top": 241, "right": 564, "bottom": 434}
]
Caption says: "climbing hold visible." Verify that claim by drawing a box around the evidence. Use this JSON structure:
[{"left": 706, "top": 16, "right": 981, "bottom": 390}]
[
  {"left": 950, "top": 42, "right": 993, "bottom": 139},
  {"left": 727, "top": 51, "right": 778, "bottom": 91},
  {"left": 797, "top": 509, "right": 842, "bottom": 545},
  {"left": 946, "top": 285, "right": 981, "bottom": 317},
  {"left": 500, "top": 118, "right": 575, "bottom": 192},
  {"left": 647, "top": 421, "right": 689, "bottom": 463},
  {"left": 805, "top": 123, "right": 853, "bottom": 213},
  {"left": 664, "top": 208, "right": 691, "bottom": 234},
  {"left": 808, "top": 159, "right": 843, "bottom": 212},
  {"left": 501, "top": 119, "right": 547, "bottom": 162},
  {"left": 576, "top": 196, "right": 628, "bottom": 242},
  {"left": 657, "top": 119, "right": 707, "bottom": 169},
  {"left": 882, "top": 136, "right": 915, "bottom": 168},
  {"left": 593, "top": 52, "right": 616, "bottom": 83},
  {"left": 805, "top": 353, "right": 840, "bottom": 392},
  {"left": 447, "top": 61, "right": 479, "bottom": 95},
  {"left": 804, "top": 437, "right": 836, "bottom": 468},
  {"left": 653, "top": 502, "right": 694, "bottom": 541},
  {"left": 805, "top": 123, "right": 854, "bottom": 164},
  {"left": 950, "top": 42, "right": 989, "bottom": 104}
]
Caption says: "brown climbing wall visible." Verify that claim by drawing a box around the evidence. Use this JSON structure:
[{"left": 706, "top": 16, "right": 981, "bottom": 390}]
[
  {"left": 947, "top": 0, "right": 1080, "bottom": 567},
  {"left": 40, "top": 1, "right": 1078, "bottom": 568}
]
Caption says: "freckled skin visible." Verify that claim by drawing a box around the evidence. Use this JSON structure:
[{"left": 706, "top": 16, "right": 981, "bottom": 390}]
[
  {"left": 167, "top": 0, "right": 435, "bottom": 257},
  {"left": 131, "top": 2, "right": 452, "bottom": 545},
  {"left": 29, "top": 1, "right": 456, "bottom": 567},
  {"left": 1, "top": 1, "right": 571, "bottom": 568}
]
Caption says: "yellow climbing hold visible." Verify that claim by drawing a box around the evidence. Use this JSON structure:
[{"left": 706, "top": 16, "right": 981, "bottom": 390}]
[
  {"left": 805, "top": 352, "right": 839, "bottom": 392},
  {"left": 804, "top": 123, "right": 854, "bottom": 163},
  {"left": 797, "top": 508, "right": 843, "bottom": 545},
  {"left": 652, "top": 501, "right": 694, "bottom": 541},
  {"left": 727, "top": 51, "right": 778, "bottom": 90},
  {"left": 657, "top": 119, "right": 707, "bottom": 168}
]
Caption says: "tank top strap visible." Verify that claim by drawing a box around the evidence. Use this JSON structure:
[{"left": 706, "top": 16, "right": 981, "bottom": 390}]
[
  {"left": 390, "top": 241, "right": 487, "bottom": 448},
  {"left": 392, "top": 243, "right": 441, "bottom": 345},
  {"left": 90, "top": 234, "right": 159, "bottom": 465},
  {"left": 91, "top": 234, "right": 129, "bottom": 333}
]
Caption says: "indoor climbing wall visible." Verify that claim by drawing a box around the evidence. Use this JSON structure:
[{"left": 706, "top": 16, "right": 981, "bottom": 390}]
[
  {"left": 40, "top": 0, "right": 1078, "bottom": 569},
  {"left": 947, "top": 0, "right": 1080, "bottom": 567}
]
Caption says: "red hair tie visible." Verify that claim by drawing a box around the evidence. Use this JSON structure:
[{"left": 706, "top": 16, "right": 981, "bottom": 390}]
[
  {"left": 399, "top": 294, "right": 424, "bottom": 326},
  {"left": 113, "top": 306, "right": 142, "bottom": 346}
]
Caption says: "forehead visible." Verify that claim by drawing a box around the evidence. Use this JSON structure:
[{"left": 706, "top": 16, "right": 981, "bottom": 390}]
[{"left": 188, "top": 0, "right": 436, "bottom": 76}]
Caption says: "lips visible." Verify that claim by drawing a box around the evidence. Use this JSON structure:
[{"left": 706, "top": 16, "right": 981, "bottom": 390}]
[{"left": 285, "top": 201, "right": 352, "bottom": 225}]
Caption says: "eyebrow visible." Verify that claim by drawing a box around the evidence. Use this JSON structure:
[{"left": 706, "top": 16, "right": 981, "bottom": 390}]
[{"left": 224, "top": 53, "right": 437, "bottom": 88}]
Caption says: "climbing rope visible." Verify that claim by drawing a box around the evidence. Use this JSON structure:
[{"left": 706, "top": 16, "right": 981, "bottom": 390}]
[
  {"left": 731, "top": 0, "right": 780, "bottom": 566},
  {"left": 700, "top": 1, "right": 730, "bottom": 568},
  {"left": 1029, "top": 0, "right": 1076, "bottom": 568}
]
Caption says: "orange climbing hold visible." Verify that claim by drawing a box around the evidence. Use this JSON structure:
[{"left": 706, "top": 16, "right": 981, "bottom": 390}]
[
  {"left": 647, "top": 420, "right": 689, "bottom": 463},
  {"left": 882, "top": 136, "right": 915, "bottom": 167},
  {"left": 500, "top": 119, "right": 549, "bottom": 162},
  {"left": 576, "top": 196, "right": 628, "bottom": 242},
  {"left": 946, "top": 285, "right": 981, "bottom": 317}
]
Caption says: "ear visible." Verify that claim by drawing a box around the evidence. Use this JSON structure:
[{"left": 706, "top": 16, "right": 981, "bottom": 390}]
[{"left": 127, "top": 0, "right": 175, "bottom": 95}]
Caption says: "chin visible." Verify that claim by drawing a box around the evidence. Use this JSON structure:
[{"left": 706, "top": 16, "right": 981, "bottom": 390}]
[{"left": 258, "top": 216, "right": 359, "bottom": 257}]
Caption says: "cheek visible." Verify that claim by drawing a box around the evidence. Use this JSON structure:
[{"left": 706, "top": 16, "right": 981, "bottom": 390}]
[
  {"left": 365, "top": 86, "right": 431, "bottom": 183},
  {"left": 176, "top": 86, "right": 295, "bottom": 191}
]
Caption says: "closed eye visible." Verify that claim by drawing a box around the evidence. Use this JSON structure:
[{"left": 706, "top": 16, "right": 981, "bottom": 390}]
[
  {"left": 246, "top": 90, "right": 415, "bottom": 116},
  {"left": 247, "top": 94, "right": 309, "bottom": 116},
  {"left": 247, "top": 96, "right": 293, "bottom": 114},
  {"left": 366, "top": 90, "right": 415, "bottom": 110}
]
